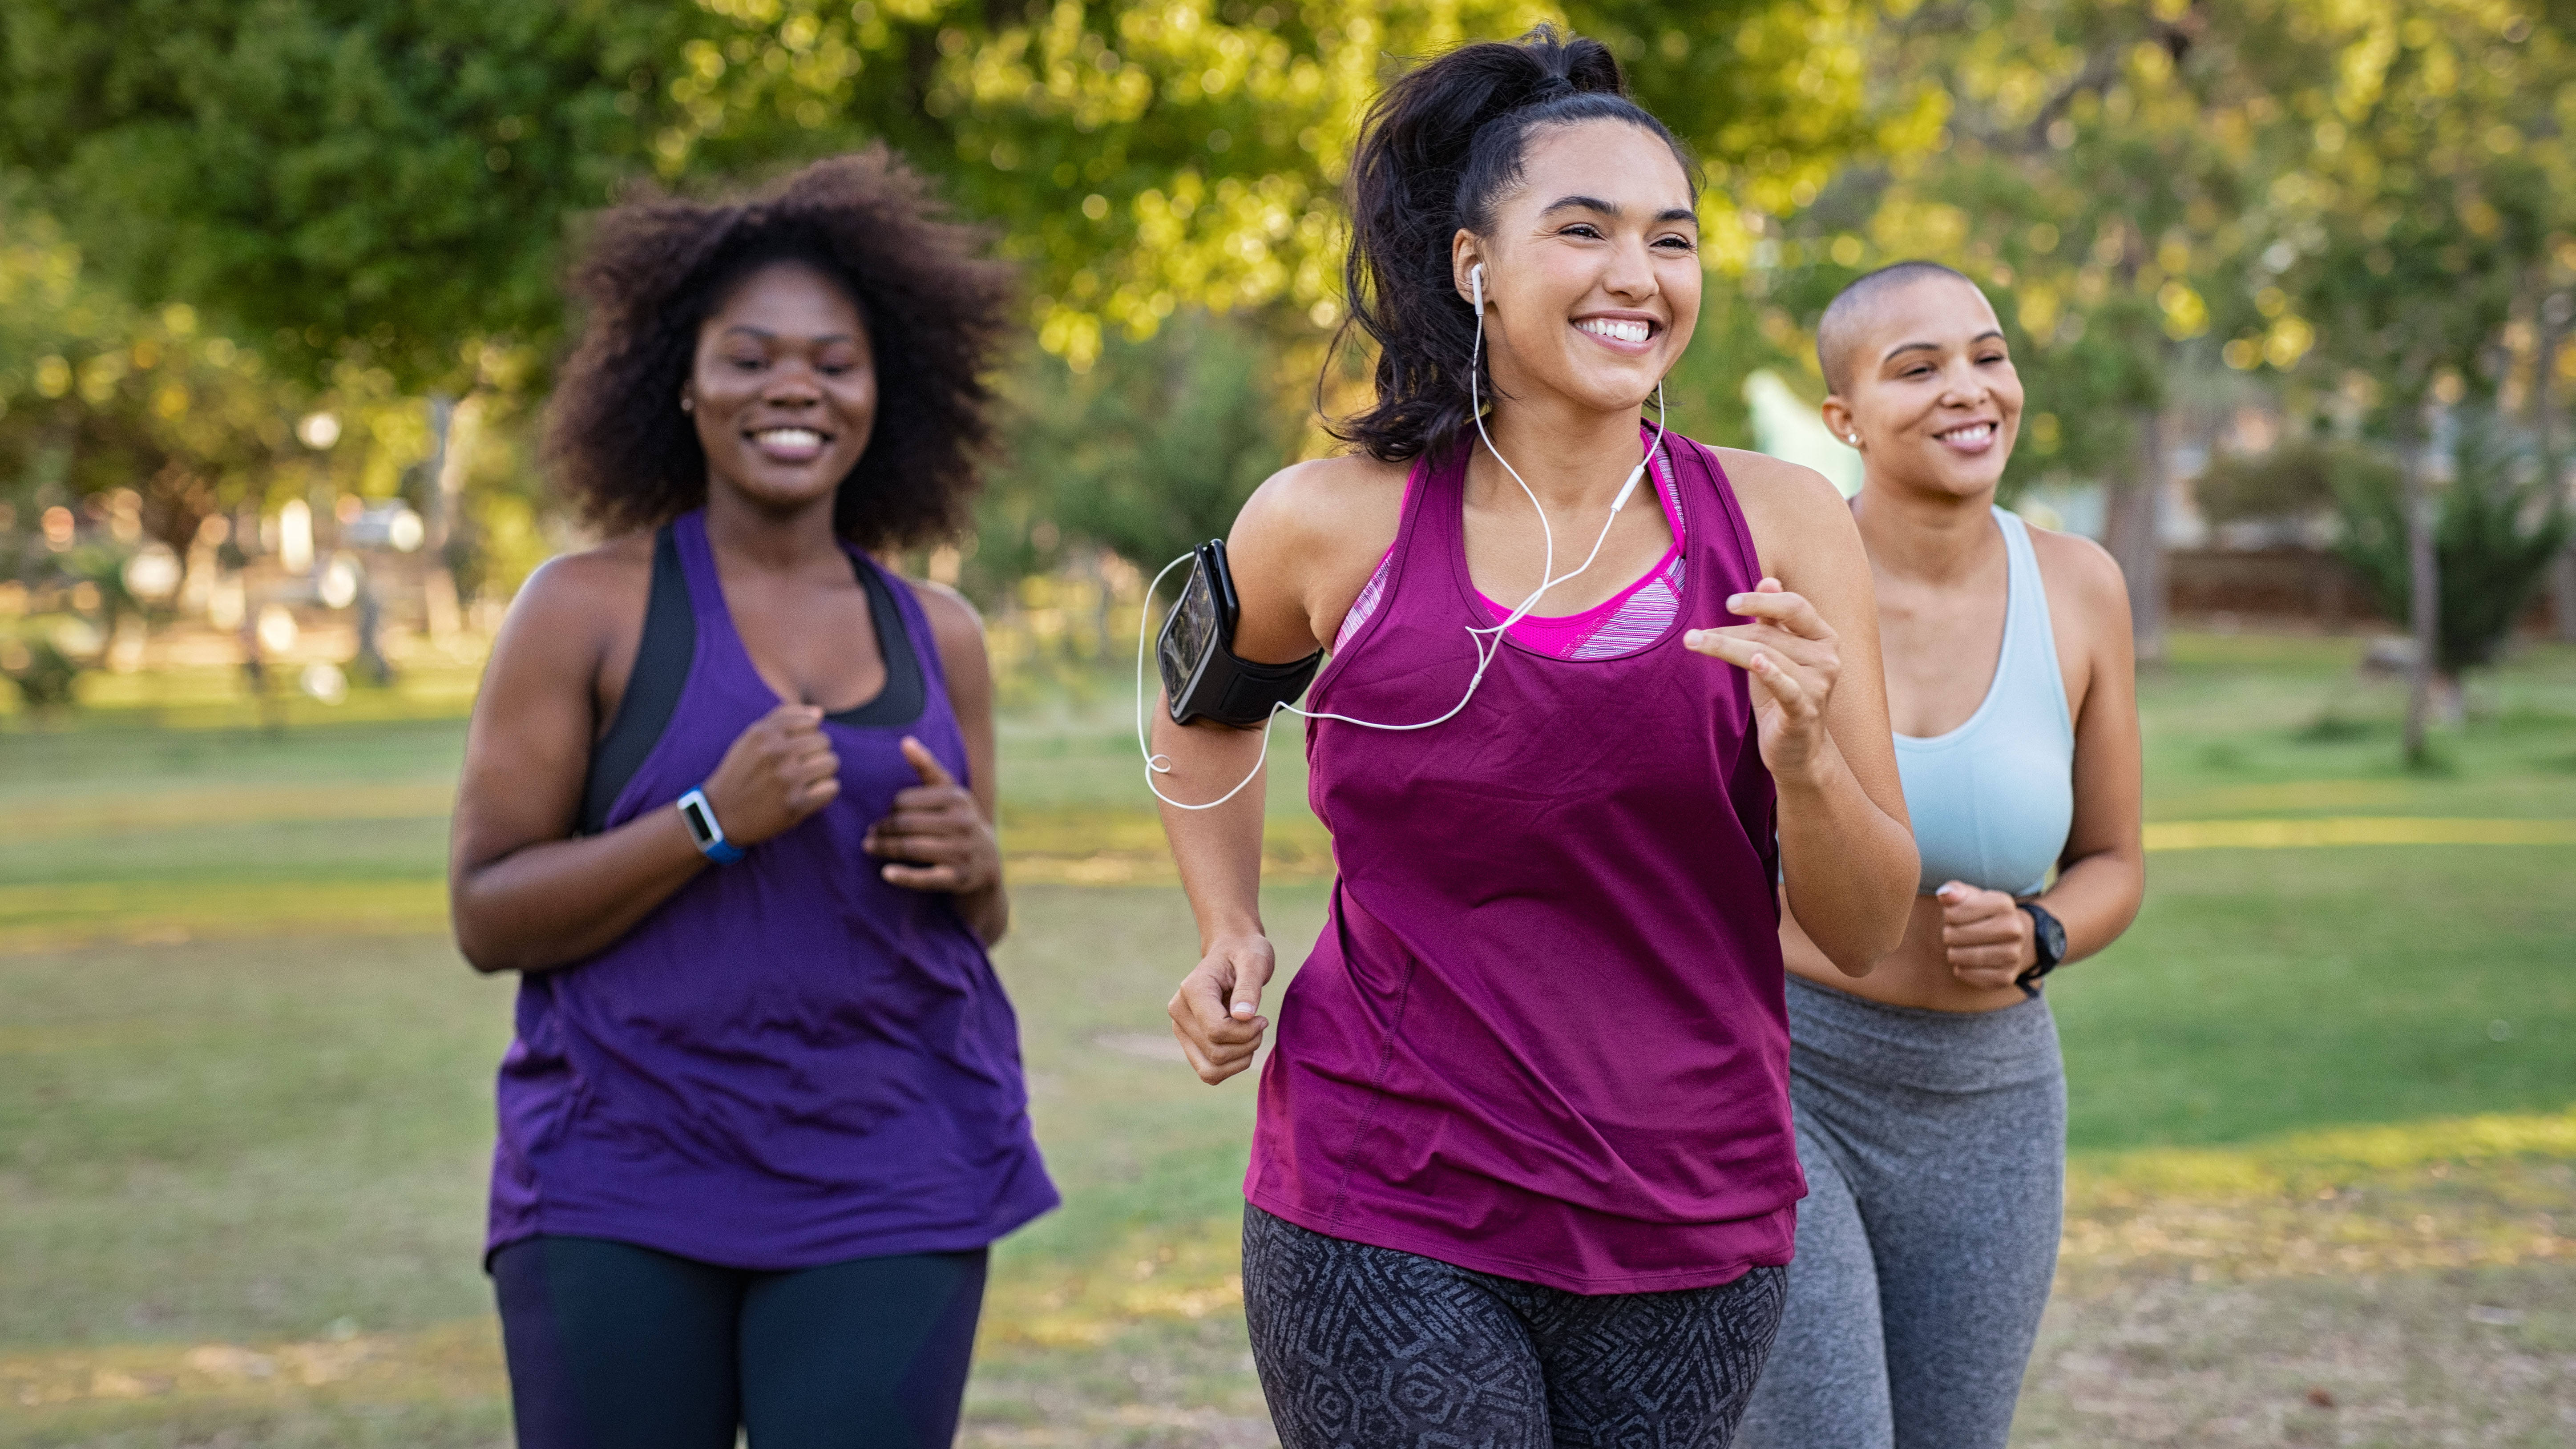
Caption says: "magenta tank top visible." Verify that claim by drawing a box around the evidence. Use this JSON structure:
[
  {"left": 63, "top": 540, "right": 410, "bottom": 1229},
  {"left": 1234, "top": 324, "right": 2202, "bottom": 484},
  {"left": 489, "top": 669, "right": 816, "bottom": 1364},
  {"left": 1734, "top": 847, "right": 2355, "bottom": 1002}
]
[{"left": 1247, "top": 433, "right": 1800, "bottom": 1294}]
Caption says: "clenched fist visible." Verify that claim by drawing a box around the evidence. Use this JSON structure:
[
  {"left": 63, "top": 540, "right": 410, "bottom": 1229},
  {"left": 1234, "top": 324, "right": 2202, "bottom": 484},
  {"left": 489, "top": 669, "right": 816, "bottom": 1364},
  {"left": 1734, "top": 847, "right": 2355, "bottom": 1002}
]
[{"left": 700, "top": 704, "right": 841, "bottom": 847}]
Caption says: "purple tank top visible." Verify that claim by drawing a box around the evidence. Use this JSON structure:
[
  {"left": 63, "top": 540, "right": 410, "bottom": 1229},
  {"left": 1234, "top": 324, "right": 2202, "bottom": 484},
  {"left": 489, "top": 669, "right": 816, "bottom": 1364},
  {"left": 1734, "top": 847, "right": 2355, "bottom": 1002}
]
[
  {"left": 1247, "top": 434, "right": 1800, "bottom": 1294},
  {"left": 486, "top": 510, "right": 1057, "bottom": 1269}
]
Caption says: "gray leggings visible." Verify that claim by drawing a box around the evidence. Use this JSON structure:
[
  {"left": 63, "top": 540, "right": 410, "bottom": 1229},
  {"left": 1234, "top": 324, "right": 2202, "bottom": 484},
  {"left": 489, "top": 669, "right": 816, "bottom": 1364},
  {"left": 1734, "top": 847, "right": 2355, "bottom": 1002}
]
[{"left": 1736, "top": 976, "right": 2065, "bottom": 1449}]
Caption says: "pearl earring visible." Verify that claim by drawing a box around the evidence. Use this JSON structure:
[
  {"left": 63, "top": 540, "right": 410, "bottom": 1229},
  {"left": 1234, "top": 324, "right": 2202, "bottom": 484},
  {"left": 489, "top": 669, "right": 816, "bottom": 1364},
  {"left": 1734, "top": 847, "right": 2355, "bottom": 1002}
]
[{"left": 681, "top": 395, "right": 693, "bottom": 412}]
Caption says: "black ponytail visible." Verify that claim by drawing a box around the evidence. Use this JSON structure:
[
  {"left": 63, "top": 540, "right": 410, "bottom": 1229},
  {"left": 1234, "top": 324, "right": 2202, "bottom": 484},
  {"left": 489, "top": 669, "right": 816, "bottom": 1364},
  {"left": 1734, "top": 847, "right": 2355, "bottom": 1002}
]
[{"left": 1328, "top": 26, "right": 1696, "bottom": 463}]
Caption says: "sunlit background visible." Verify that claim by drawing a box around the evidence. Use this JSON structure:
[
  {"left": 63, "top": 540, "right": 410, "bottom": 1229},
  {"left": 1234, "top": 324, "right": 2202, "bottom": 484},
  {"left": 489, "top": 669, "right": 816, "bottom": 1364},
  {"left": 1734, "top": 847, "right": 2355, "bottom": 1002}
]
[{"left": 2, "top": 2, "right": 2572, "bottom": 1445}]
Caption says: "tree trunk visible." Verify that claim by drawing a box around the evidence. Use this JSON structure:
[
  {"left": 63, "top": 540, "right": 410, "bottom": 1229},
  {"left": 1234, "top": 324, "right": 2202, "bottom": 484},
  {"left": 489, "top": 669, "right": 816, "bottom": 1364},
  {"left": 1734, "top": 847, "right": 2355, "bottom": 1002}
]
[
  {"left": 2104, "top": 407, "right": 2169, "bottom": 662},
  {"left": 2397, "top": 414, "right": 2439, "bottom": 766},
  {"left": 2550, "top": 546, "right": 2576, "bottom": 643},
  {"left": 2539, "top": 294, "right": 2575, "bottom": 643},
  {"left": 421, "top": 393, "right": 475, "bottom": 641}
]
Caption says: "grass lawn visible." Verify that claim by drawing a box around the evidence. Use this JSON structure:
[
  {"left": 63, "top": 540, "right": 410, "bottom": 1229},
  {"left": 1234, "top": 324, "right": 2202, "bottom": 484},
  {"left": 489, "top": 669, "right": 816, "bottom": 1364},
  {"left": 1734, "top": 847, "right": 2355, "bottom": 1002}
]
[{"left": 1, "top": 633, "right": 2571, "bottom": 1446}]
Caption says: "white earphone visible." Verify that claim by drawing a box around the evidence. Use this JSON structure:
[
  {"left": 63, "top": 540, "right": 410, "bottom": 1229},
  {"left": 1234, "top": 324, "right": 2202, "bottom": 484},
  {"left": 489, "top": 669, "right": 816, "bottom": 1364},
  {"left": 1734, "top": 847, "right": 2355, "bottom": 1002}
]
[{"left": 1136, "top": 257, "right": 1668, "bottom": 811}]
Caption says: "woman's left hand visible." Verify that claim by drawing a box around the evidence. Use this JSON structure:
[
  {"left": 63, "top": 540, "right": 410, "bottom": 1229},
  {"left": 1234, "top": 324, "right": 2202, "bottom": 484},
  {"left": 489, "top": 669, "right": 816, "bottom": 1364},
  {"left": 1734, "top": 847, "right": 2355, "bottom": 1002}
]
[
  {"left": 1684, "top": 578, "right": 1844, "bottom": 785},
  {"left": 1934, "top": 881, "right": 2035, "bottom": 989},
  {"left": 863, "top": 737, "right": 1001, "bottom": 894}
]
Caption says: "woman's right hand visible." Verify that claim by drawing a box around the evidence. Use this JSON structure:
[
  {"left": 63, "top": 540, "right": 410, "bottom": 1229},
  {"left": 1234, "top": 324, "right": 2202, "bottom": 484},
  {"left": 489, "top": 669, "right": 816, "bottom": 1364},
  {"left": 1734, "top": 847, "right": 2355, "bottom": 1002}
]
[
  {"left": 1168, "top": 932, "right": 1276, "bottom": 1084},
  {"left": 701, "top": 703, "right": 842, "bottom": 846}
]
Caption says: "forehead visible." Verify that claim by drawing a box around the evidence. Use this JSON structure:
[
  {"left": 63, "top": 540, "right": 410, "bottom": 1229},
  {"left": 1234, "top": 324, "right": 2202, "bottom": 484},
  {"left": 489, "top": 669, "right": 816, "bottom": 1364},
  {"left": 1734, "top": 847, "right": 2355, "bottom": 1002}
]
[
  {"left": 706, "top": 258, "right": 864, "bottom": 335},
  {"left": 1856, "top": 274, "right": 2001, "bottom": 355},
  {"left": 1504, "top": 120, "right": 1695, "bottom": 217}
]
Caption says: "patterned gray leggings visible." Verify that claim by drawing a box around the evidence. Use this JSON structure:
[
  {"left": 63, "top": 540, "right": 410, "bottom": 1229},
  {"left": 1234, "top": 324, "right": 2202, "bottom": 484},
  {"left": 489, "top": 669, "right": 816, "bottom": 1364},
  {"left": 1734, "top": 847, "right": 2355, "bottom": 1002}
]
[{"left": 1243, "top": 1206, "right": 1788, "bottom": 1449}]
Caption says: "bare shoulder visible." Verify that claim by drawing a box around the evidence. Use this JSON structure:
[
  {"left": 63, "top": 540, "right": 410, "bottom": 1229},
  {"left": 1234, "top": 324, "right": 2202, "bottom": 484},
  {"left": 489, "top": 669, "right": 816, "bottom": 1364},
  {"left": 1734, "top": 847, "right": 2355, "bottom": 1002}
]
[
  {"left": 1704, "top": 447, "right": 1860, "bottom": 584},
  {"left": 1708, "top": 447, "right": 1849, "bottom": 535},
  {"left": 899, "top": 575, "right": 988, "bottom": 657},
  {"left": 1234, "top": 452, "right": 1409, "bottom": 561},
  {"left": 492, "top": 533, "right": 652, "bottom": 658},
  {"left": 2025, "top": 523, "right": 2132, "bottom": 621}
]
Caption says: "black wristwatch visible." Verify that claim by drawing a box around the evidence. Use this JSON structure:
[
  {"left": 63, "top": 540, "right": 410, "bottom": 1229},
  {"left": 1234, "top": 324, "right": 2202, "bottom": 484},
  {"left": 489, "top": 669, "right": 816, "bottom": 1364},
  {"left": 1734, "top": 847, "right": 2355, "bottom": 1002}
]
[{"left": 2015, "top": 901, "right": 2067, "bottom": 991}]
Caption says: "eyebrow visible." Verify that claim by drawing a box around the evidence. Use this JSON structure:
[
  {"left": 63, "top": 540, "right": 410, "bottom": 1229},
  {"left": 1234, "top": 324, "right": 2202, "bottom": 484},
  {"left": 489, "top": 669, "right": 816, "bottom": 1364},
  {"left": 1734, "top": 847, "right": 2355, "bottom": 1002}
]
[
  {"left": 1536, "top": 196, "right": 1700, "bottom": 225},
  {"left": 1880, "top": 330, "right": 2006, "bottom": 364},
  {"left": 719, "top": 325, "right": 860, "bottom": 344}
]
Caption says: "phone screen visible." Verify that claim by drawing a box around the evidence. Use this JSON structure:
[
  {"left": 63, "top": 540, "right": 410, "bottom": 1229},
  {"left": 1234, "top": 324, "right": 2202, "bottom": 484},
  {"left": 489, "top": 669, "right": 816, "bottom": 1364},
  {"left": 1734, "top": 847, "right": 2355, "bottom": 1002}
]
[{"left": 1168, "top": 561, "right": 1219, "bottom": 673}]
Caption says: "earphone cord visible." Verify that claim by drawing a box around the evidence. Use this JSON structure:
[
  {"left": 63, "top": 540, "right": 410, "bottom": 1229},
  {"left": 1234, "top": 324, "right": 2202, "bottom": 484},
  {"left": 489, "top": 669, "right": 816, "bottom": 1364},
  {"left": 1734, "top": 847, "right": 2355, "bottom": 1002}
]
[{"left": 1136, "top": 275, "right": 1668, "bottom": 812}]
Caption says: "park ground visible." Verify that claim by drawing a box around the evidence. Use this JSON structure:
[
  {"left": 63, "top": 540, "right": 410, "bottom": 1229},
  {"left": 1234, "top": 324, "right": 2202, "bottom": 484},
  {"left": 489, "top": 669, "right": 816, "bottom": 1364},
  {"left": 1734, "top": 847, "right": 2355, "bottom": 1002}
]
[{"left": 2, "top": 631, "right": 2572, "bottom": 1447}]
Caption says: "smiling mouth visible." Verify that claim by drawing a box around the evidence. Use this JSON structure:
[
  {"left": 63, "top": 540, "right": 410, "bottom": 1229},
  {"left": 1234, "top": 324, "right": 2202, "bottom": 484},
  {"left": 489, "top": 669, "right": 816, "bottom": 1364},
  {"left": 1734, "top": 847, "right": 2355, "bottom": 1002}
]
[
  {"left": 749, "top": 427, "right": 829, "bottom": 462},
  {"left": 1936, "top": 422, "right": 1997, "bottom": 449},
  {"left": 1574, "top": 318, "right": 1653, "bottom": 346}
]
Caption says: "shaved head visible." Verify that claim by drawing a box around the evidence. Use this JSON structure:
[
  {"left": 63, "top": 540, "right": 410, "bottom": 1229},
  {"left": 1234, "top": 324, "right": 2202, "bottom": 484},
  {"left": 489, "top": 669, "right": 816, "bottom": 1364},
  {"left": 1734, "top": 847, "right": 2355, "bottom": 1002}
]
[{"left": 1816, "top": 261, "right": 1983, "bottom": 396}]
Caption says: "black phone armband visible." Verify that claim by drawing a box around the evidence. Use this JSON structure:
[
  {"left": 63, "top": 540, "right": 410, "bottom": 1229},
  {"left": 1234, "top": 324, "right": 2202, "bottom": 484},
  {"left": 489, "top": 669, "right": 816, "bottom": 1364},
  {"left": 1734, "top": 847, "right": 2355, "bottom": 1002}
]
[{"left": 1157, "top": 539, "right": 1322, "bottom": 727}]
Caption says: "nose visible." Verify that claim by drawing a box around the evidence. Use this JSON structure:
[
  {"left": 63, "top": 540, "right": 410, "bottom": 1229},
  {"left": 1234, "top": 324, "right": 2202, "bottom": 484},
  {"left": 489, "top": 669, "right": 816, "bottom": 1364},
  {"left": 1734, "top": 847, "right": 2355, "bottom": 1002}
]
[
  {"left": 762, "top": 360, "right": 824, "bottom": 405},
  {"left": 1938, "top": 357, "right": 1990, "bottom": 406},
  {"left": 1602, "top": 234, "right": 1659, "bottom": 304}
]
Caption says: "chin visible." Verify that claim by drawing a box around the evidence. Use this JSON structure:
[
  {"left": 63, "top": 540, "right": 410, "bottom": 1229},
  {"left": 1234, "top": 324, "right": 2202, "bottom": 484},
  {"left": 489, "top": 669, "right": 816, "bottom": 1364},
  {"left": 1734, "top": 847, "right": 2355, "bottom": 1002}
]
[
  {"left": 1565, "top": 369, "right": 1666, "bottom": 414},
  {"left": 726, "top": 464, "right": 844, "bottom": 510}
]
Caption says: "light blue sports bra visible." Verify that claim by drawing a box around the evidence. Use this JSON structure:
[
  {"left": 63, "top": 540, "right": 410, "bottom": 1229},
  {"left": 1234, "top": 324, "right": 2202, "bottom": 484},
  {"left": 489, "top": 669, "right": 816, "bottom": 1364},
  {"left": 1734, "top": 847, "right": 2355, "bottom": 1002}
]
[{"left": 1894, "top": 508, "right": 2074, "bottom": 897}]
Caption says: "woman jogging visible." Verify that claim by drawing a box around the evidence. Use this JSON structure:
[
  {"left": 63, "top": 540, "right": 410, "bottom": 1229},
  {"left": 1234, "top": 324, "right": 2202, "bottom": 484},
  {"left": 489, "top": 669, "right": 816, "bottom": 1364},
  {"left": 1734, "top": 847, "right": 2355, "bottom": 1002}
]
[
  {"left": 1735, "top": 262, "right": 2146, "bottom": 1449},
  {"left": 447, "top": 152, "right": 1054, "bottom": 1449},
  {"left": 1151, "top": 31, "right": 1919, "bottom": 1447}
]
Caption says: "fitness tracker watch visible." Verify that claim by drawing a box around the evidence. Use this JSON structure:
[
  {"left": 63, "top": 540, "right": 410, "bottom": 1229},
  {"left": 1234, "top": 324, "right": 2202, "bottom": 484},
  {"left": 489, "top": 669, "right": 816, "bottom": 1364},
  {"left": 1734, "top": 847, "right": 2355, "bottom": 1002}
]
[
  {"left": 2014, "top": 900, "right": 2067, "bottom": 990},
  {"left": 676, "top": 787, "right": 746, "bottom": 864}
]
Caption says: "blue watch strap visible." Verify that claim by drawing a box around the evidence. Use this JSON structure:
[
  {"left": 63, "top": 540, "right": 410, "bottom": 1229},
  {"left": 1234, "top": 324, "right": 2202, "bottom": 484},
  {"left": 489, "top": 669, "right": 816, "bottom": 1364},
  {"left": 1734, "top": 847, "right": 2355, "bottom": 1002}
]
[{"left": 676, "top": 787, "right": 746, "bottom": 864}]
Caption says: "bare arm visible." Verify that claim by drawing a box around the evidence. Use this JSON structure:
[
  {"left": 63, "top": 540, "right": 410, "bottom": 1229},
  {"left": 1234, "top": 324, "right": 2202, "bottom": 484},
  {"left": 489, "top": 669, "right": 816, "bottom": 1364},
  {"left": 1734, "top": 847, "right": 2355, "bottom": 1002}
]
[
  {"left": 1939, "top": 533, "right": 2146, "bottom": 985},
  {"left": 1691, "top": 452, "right": 1917, "bottom": 973},
  {"left": 862, "top": 581, "right": 1009, "bottom": 946},
  {"left": 1158, "top": 456, "right": 1399, "bottom": 1084},
  {"left": 448, "top": 550, "right": 841, "bottom": 975}
]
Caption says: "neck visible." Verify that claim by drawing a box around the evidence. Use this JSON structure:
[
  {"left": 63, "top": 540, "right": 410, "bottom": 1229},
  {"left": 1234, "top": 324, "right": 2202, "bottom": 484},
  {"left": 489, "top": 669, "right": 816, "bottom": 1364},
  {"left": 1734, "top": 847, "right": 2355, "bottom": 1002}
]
[
  {"left": 1468, "top": 386, "right": 1653, "bottom": 512},
  {"left": 701, "top": 480, "right": 845, "bottom": 572},
  {"left": 1851, "top": 473, "right": 1999, "bottom": 585}
]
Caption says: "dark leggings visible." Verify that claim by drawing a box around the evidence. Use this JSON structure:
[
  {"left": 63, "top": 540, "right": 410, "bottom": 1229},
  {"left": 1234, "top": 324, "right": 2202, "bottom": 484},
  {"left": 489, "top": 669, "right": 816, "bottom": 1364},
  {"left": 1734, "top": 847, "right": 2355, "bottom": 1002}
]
[
  {"left": 491, "top": 1235, "right": 986, "bottom": 1449},
  {"left": 1243, "top": 1206, "right": 1788, "bottom": 1449}
]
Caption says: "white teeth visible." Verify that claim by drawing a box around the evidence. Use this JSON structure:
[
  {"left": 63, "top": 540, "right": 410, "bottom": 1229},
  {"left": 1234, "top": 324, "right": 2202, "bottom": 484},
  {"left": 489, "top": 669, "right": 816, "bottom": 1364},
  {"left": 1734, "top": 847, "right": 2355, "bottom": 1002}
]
[
  {"left": 1577, "top": 319, "right": 1651, "bottom": 344},
  {"left": 1940, "top": 424, "right": 1995, "bottom": 443},
  {"left": 755, "top": 428, "right": 824, "bottom": 448}
]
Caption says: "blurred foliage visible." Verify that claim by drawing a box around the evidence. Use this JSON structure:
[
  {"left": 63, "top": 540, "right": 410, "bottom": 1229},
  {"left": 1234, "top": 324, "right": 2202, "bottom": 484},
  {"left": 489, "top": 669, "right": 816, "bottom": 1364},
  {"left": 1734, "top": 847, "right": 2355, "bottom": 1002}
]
[
  {"left": 0, "top": 631, "right": 81, "bottom": 712},
  {"left": 0, "top": 0, "right": 1905, "bottom": 386},
  {"left": 0, "top": 201, "right": 301, "bottom": 549},
  {"left": 2334, "top": 412, "right": 2568, "bottom": 675},
  {"left": 2, "top": 0, "right": 2572, "bottom": 652},
  {"left": 2193, "top": 436, "right": 2350, "bottom": 523},
  {"left": 1709, "top": 0, "right": 2576, "bottom": 516},
  {"left": 0, "top": 0, "right": 683, "bottom": 392},
  {"left": 977, "top": 311, "right": 1292, "bottom": 594}
]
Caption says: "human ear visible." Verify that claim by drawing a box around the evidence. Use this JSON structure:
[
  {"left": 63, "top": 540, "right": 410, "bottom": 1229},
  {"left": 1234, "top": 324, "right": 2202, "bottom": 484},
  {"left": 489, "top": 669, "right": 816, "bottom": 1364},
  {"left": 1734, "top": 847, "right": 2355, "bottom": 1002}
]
[
  {"left": 1821, "top": 396, "right": 1860, "bottom": 449},
  {"left": 1451, "top": 230, "right": 1485, "bottom": 309}
]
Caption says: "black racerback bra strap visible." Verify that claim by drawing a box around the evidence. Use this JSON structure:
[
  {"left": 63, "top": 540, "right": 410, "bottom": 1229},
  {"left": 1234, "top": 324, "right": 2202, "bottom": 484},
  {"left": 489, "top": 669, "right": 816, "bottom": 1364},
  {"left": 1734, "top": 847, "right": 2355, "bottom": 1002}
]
[
  {"left": 581, "top": 527, "right": 695, "bottom": 835},
  {"left": 579, "top": 529, "right": 927, "bottom": 834}
]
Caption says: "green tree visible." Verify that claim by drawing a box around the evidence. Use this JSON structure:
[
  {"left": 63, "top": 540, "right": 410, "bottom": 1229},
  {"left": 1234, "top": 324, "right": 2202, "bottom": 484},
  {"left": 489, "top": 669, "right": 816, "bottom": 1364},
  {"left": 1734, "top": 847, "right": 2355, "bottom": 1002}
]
[
  {"left": 2333, "top": 413, "right": 2568, "bottom": 683},
  {"left": 2251, "top": 0, "right": 2573, "bottom": 761},
  {"left": 0, "top": 205, "right": 307, "bottom": 556},
  {"left": 978, "top": 310, "right": 1293, "bottom": 596}
]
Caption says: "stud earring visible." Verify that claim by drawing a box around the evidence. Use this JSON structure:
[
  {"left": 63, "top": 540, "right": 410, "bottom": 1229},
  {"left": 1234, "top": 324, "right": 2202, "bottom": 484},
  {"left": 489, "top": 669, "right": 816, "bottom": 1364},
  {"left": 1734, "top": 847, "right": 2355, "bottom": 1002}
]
[
  {"left": 680, "top": 395, "right": 694, "bottom": 413},
  {"left": 1846, "top": 432, "right": 1859, "bottom": 444}
]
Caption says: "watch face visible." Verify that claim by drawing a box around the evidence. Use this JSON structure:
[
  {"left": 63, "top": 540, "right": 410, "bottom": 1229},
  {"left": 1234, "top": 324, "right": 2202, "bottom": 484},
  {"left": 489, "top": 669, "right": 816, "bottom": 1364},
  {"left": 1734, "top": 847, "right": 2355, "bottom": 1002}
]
[
  {"left": 679, "top": 795, "right": 717, "bottom": 847},
  {"left": 2035, "top": 912, "right": 2066, "bottom": 961}
]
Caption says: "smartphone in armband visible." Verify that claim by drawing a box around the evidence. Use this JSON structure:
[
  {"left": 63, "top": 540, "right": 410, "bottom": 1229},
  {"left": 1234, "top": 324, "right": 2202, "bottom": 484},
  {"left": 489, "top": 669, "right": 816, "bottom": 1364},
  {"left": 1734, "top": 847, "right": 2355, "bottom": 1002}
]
[{"left": 1157, "top": 539, "right": 1322, "bottom": 728}]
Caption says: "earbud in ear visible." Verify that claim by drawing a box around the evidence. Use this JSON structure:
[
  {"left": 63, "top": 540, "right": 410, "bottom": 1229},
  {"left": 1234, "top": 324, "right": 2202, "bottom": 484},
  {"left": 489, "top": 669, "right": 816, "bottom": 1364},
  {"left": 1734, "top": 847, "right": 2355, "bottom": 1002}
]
[{"left": 1470, "top": 263, "right": 1485, "bottom": 310}]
